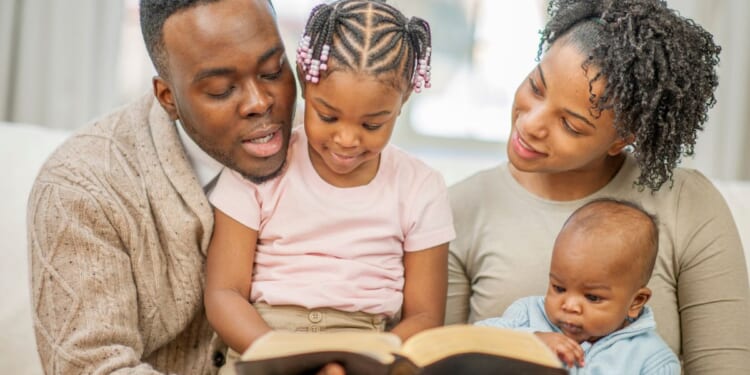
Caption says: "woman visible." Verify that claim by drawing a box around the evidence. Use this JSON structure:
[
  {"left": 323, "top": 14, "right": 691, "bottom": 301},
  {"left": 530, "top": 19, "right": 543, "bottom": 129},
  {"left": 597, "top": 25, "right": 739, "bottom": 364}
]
[{"left": 446, "top": 0, "right": 750, "bottom": 373}]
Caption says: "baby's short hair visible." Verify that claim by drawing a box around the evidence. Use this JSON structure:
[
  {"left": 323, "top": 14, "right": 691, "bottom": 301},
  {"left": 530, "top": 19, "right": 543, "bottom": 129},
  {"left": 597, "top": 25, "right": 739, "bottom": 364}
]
[{"left": 562, "top": 198, "right": 659, "bottom": 286}]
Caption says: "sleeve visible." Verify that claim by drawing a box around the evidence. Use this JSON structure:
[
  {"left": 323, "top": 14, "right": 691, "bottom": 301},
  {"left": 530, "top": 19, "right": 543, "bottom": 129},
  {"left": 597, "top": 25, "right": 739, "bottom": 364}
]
[
  {"left": 28, "top": 182, "right": 164, "bottom": 375},
  {"left": 402, "top": 170, "right": 456, "bottom": 252},
  {"left": 474, "top": 298, "right": 536, "bottom": 333},
  {"left": 674, "top": 172, "right": 750, "bottom": 374},
  {"left": 640, "top": 347, "right": 682, "bottom": 375},
  {"left": 208, "top": 167, "right": 261, "bottom": 230}
]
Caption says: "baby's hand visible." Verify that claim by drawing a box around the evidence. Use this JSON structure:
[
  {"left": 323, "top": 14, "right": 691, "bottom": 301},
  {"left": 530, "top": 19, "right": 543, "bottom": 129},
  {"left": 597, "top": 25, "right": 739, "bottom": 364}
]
[{"left": 534, "top": 332, "right": 585, "bottom": 368}]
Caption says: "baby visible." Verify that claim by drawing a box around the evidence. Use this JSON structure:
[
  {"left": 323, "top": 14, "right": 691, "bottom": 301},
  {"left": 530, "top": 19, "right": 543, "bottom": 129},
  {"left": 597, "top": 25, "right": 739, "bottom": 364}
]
[{"left": 477, "top": 198, "right": 679, "bottom": 374}]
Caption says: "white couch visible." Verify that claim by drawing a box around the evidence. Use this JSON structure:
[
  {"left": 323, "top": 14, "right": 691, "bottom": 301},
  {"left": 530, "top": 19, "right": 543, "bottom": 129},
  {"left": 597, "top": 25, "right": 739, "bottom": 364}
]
[{"left": 2, "top": 121, "right": 749, "bottom": 374}]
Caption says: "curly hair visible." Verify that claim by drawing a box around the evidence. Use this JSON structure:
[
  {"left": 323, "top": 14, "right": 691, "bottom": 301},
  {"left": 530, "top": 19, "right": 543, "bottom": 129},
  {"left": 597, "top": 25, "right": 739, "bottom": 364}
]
[
  {"left": 539, "top": 0, "right": 721, "bottom": 191},
  {"left": 139, "top": 0, "right": 275, "bottom": 79}
]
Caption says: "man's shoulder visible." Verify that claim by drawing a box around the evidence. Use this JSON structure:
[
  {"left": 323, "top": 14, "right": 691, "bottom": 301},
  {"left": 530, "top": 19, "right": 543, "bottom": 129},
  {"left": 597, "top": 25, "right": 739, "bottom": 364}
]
[{"left": 36, "top": 95, "right": 160, "bottom": 186}]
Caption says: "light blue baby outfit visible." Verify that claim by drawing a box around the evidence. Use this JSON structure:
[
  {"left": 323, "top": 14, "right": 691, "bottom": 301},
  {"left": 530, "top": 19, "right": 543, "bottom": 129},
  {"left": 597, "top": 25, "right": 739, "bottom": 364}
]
[{"left": 476, "top": 296, "right": 680, "bottom": 375}]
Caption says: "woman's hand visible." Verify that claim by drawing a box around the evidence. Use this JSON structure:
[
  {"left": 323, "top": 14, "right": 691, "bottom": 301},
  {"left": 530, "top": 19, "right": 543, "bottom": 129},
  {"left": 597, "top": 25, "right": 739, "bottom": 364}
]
[{"left": 534, "top": 332, "right": 585, "bottom": 368}]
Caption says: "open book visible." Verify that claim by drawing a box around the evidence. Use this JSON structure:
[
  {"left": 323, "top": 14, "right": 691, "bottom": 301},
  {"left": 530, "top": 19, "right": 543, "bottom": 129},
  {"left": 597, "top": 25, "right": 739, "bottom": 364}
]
[{"left": 235, "top": 324, "right": 566, "bottom": 375}]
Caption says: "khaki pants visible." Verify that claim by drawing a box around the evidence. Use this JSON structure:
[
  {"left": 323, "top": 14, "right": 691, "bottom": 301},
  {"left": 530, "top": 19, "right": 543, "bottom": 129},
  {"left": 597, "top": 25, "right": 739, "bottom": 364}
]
[{"left": 219, "top": 303, "right": 387, "bottom": 375}]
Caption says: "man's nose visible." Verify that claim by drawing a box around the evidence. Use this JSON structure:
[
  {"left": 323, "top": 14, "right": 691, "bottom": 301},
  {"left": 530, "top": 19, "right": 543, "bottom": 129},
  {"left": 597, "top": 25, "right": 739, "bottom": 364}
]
[{"left": 240, "top": 80, "right": 272, "bottom": 117}]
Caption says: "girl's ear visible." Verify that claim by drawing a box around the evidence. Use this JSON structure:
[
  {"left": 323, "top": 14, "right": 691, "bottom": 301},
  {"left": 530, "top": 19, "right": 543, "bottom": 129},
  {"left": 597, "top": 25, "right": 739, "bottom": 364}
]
[
  {"left": 153, "top": 76, "right": 178, "bottom": 121},
  {"left": 627, "top": 287, "right": 652, "bottom": 320},
  {"left": 607, "top": 134, "right": 636, "bottom": 156}
]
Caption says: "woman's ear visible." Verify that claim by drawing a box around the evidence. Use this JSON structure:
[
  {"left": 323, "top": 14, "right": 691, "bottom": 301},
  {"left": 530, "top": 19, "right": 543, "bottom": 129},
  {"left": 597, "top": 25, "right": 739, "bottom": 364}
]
[
  {"left": 627, "top": 287, "right": 652, "bottom": 320},
  {"left": 153, "top": 76, "right": 178, "bottom": 121},
  {"left": 607, "top": 134, "right": 636, "bottom": 156}
]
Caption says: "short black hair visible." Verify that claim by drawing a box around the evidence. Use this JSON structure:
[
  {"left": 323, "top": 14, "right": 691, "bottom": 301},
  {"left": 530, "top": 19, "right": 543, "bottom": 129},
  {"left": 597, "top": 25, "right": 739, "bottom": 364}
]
[
  {"left": 564, "top": 197, "right": 659, "bottom": 286},
  {"left": 139, "top": 0, "right": 275, "bottom": 78},
  {"left": 539, "top": 0, "right": 721, "bottom": 191}
]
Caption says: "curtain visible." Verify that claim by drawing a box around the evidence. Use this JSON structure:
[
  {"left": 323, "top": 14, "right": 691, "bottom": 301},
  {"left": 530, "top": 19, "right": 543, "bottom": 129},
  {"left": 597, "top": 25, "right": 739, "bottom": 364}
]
[
  {"left": 0, "top": 0, "right": 123, "bottom": 129},
  {"left": 670, "top": 0, "right": 750, "bottom": 180}
]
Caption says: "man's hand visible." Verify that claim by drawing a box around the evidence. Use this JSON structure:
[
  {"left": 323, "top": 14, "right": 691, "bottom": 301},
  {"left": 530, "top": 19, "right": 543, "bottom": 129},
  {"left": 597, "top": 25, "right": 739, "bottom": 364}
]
[{"left": 534, "top": 332, "right": 585, "bottom": 368}]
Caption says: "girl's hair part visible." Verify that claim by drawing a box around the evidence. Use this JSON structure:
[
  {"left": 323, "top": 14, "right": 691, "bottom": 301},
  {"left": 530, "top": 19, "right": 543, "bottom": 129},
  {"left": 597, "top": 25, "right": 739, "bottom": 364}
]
[
  {"left": 539, "top": 0, "right": 720, "bottom": 191},
  {"left": 296, "top": 0, "right": 432, "bottom": 93}
]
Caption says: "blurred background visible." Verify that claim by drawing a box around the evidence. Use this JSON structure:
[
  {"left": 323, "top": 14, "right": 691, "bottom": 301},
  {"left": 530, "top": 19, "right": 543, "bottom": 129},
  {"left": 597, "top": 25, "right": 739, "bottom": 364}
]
[{"left": 1, "top": 0, "right": 748, "bottom": 185}]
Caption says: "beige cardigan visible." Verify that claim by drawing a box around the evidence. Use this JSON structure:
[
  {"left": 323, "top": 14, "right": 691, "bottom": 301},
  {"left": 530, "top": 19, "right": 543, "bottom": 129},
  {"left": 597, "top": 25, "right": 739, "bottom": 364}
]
[{"left": 28, "top": 94, "right": 225, "bottom": 374}]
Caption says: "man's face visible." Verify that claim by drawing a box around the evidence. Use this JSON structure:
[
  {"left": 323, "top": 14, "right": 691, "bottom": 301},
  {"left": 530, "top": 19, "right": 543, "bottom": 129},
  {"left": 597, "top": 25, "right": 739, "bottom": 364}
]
[{"left": 155, "top": 0, "right": 297, "bottom": 183}]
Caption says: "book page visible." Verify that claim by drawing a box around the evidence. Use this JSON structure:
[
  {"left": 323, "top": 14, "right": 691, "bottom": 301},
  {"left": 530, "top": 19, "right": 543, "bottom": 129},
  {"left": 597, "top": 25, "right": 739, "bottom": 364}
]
[
  {"left": 241, "top": 330, "right": 403, "bottom": 364},
  {"left": 400, "top": 325, "right": 561, "bottom": 368}
]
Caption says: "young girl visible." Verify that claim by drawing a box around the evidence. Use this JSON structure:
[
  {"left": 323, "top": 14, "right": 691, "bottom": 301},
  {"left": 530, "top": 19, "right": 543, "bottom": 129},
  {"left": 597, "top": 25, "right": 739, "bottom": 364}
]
[{"left": 204, "top": 0, "right": 453, "bottom": 370}]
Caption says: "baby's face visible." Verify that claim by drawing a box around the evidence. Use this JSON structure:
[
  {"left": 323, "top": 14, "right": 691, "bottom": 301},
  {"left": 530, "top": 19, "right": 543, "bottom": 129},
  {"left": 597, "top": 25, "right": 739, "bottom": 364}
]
[{"left": 544, "top": 229, "right": 644, "bottom": 344}]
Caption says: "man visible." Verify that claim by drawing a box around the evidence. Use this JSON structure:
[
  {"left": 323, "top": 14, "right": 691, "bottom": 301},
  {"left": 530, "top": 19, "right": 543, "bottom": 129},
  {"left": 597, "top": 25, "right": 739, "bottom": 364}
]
[{"left": 27, "top": 0, "right": 296, "bottom": 373}]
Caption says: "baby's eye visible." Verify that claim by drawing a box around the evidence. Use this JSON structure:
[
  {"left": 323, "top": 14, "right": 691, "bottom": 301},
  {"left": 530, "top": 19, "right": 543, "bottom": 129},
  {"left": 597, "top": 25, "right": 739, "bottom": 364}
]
[
  {"left": 585, "top": 294, "right": 602, "bottom": 302},
  {"left": 552, "top": 285, "right": 565, "bottom": 293}
]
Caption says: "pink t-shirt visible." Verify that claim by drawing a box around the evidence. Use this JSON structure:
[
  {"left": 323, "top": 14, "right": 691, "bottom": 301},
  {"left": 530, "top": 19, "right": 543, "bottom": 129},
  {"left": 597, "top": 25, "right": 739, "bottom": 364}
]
[{"left": 209, "top": 127, "right": 455, "bottom": 316}]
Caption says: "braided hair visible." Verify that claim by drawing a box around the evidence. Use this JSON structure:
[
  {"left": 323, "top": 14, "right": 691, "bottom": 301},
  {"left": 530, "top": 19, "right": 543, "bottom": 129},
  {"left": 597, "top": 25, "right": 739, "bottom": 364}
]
[
  {"left": 297, "top": 0, "right": 432, "bottom": 92},
  {"left": 539, "top": 0, "right": 721, "bottom": 191}
]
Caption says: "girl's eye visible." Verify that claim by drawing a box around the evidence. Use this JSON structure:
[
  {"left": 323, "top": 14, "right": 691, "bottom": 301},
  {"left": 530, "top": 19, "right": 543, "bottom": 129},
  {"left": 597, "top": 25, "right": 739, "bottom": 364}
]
[
  {"left": 207, "top": 86, "right": 234, "bottom": 99},
  {"left": 552, "top": 285, "right": 565, "bottom": 293},
  {"left": 585, "top": 294, "right": 602, "bottom": 302},
  {"left": 318, "top": 113, "right": 336, "bottom": 123},
  {"left": 363, "top": 123, "right": 382, "bottom": 131},
  {"left": 529, "top": 78, "right": 541, "bottom": 95},
  {"left": 562, "top": 118, "right": 583, "bottom": 136}
]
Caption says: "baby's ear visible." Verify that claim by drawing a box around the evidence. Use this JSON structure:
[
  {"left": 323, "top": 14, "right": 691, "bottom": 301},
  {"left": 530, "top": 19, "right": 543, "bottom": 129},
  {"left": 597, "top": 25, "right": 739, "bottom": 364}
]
[{"left": 627, "top": 287, "right": 652, "bottom": 320}]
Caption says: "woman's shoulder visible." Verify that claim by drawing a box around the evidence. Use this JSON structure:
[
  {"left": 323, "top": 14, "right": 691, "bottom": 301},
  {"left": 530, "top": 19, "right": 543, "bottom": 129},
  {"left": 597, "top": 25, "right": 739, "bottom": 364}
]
[{"left": 448, "top": 163, "right": 508, "bottom": 196}]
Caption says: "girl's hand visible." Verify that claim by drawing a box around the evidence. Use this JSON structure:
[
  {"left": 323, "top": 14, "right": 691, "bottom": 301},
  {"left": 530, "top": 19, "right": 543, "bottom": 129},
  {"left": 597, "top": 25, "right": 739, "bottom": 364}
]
[
  {"left": 534, "top": 332, "right": 585, "bottom": 368},
  {"left": 317, "top": 363, "right": 346, "bottom": 375}
]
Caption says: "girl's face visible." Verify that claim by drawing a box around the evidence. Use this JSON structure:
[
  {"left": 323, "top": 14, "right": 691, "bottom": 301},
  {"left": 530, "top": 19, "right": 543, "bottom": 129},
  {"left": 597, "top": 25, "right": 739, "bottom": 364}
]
[
  {"left": 303, "top": 70, "right": 409, "bottom": 187},
  {"left": 508, "top": 42, "right": 629, "bottom": 177}
]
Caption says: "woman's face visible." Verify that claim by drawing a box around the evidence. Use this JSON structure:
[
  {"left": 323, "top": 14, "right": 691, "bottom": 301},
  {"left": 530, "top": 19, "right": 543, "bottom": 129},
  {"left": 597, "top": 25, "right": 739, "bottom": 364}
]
[{"left": 508, "top": 42, "right": 628, "bottom": 176}]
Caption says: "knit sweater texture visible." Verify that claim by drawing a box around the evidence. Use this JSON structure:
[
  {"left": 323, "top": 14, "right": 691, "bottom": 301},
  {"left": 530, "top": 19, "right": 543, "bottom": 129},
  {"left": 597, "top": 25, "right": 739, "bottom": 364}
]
[{"left": 27, "top": 94, "right": 224, "bottom": 374}]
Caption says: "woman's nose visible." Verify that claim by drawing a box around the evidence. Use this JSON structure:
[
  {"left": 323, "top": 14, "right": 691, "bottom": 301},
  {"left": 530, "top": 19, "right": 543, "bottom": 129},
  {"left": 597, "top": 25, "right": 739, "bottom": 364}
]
[{"left": 517, "top": 105, "right": 549, "bottom": 139}]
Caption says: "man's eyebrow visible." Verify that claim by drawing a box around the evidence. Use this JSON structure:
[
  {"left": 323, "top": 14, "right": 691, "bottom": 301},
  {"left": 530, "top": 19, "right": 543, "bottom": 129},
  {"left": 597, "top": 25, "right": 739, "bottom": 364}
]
[
  {"left": 258, "top": 44, "right": 284, "bottom": 65},
  {"left": 193, "top": 68, "right": 235, "bottom": 83},
  {"left": 565, "top": 109, "right": 596, "bottom": 129},
  {"left": 192, "top": 44, "right": 285, "bottom": 83}
]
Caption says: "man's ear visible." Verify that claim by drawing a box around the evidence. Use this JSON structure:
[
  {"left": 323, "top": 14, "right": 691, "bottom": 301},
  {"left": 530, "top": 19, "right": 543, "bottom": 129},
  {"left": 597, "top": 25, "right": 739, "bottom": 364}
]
[
  {"left": 153, "top": 76, "right": 178, "bottom": 121},
  {"left": 627, "top": 287, "right": 652, "bottom": 320},
  {"left": 607, "top": 133, "right": 635, "bottom": 156}
]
